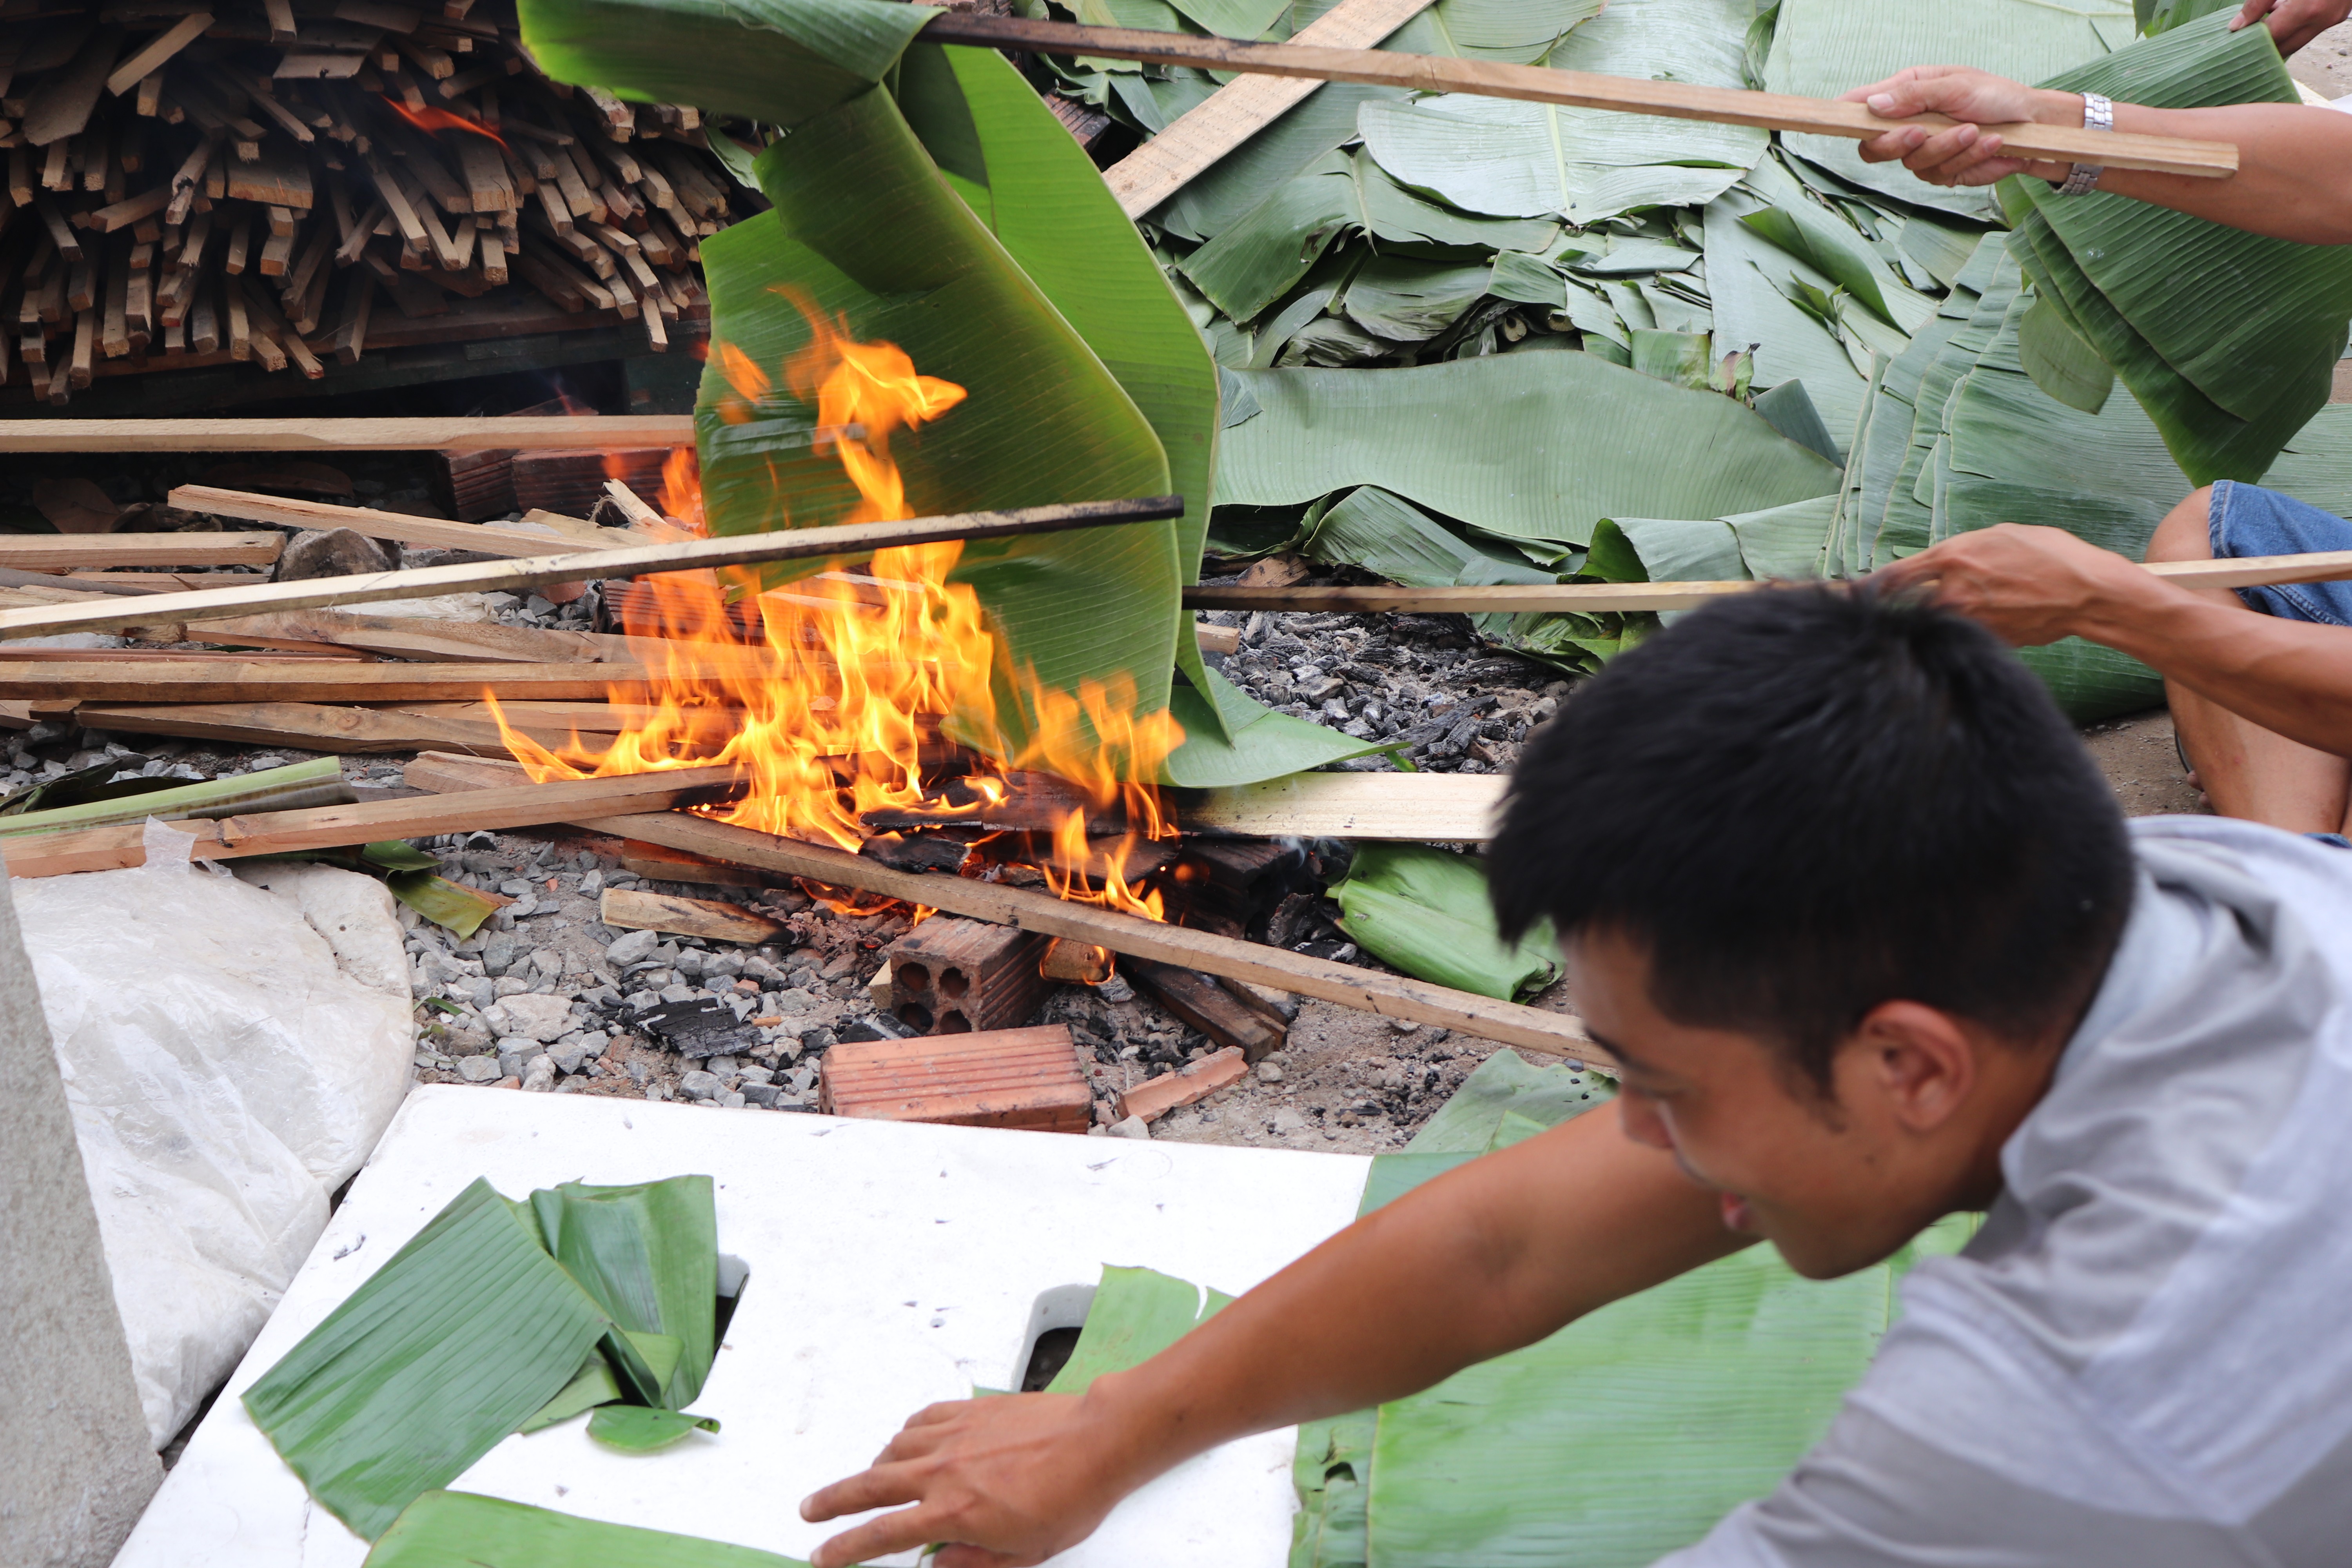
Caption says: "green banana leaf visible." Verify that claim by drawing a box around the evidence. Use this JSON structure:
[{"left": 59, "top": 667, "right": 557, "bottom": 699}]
[
  {"left": 2016, "top": 296, "right": 2114, "bottom": 416},
  {"left": 1342, "top": 257, "right": 1498, "bottom": 344},
  {"left": 1760, "top": 0, "right": 2134, "bottom": 221},
  {"left": 514, "top": 0, "right": 930, "bottom": 130},
  {"left": 2258, "top": 405, "right": 2352, "bottom": 513},
  {"left": 1704, "top": 188, "right": 1871, "bottom": 450},
  {"left": 1303, "top": 486, "right": 1557, "bottom": 587},
  {"left": 1404, "top": 1048, "right": 1613, "bottom": 1154},
  {"left": 367, "top": 1492, "right": 807, "bottom": 1568},
  {"left": 588, "top": 1406, "right": 723, "bottom": 1451},
  {"left": 2002, "top": 12, "right": 2352, "bottom": 484},
  {"left": 519, "top": 1352, "right": 625, "bottom": 1435},
  {"left": 1163, "top": 664, "right": 1384, "bottom": 788},
  {"left": 1332, "top": 842, "right": 1560, "bottom": 1001},
  {"left": 1046, "top": 1264, "right": 1234, "bottom": 1395},
  {"left": 2139, "top": 0, "right": 2237, "bottom": 33},
  {"left": 1216, "top": 354, "right": 1842, "bottom": 544},
  {"left": 1355, "top": 0, "right": 1766, "bottom": 225},
  {"left": 531, "top": 1177, "right": 719, "bottom": 1409},
  {"left": 242, "top": 1180, "right": 615, "bottom": 1540}
]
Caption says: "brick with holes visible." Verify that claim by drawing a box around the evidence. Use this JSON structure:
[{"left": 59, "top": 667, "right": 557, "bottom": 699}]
[{"left": 884, "top": 915, "right": 1051, "bottom": 1036}]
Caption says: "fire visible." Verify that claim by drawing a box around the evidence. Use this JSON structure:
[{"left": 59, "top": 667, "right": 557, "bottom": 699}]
[
  {"left": 379, "top": 96, "right": 506, "bottom": 147},
  {"left": 494, "top": 306, "right": 1182, "bottom": 926}
]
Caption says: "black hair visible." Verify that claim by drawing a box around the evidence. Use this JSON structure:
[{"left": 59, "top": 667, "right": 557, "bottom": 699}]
[{"left": 1489, "top": 585, "right": 2134, "bottom": 1094}]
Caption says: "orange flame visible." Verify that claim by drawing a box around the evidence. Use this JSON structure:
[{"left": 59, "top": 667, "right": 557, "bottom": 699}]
[
  {"left": 379, "top": 95, "right": 507, "bottom": 148},
  {"left": 493, "top": 307, "right": 1181, "bottom": 924}
]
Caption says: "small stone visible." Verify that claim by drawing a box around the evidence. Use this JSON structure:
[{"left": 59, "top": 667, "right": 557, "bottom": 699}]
[
  {"left": 606, "top": 929, "right": 660, "bottom": 966},
  {"left": 521, "top": 1054, "right": 557, "bottom": 1092},
  {"left": 737, "top": 1064, "right": 774, "bottom": 1085},
  {"left": 581, "top": 869, "right": 604, "bottom": 895},
  {"left": 1269, "top": 1107, "right": 1308, "bottom": 1134},
  {"left": 1256, "top": 1063, "right": 1285, "bottom": 1084},
  {"left": 799, "top": 1026, "right": 838, "bottom": 1054},
  {"left": 492, "top": 975, "right": 531, "bottom": 999},
  {"left": 457, "top": 1055, "right": 501, "bottom": 1083},
  {"left": 679, "top": 1069, "right": 723, "bottom": 1100},
  {"left": 276, "top": 527, "right": 399, "bottom": 582},
  {"left": 1098, "top": 975, "right": 1135, "bottom": 1005},
  {"left": 659, "top": 984, "right": 695, "bottom": 1004},
  {"left": 707, "top": 1055, "right": 739, "bottom": 1075},
  {"left": 740, "top": 1081, "right": 780, "bottom": 1107},
  {"left": 1107, "top": 1115, "right": 1151, "bottom": 1140},
  {"left": 551, "top": 1042, "right": 593, "bottom": 1074},
  {"left": 498, "top": 1049, "right": 530, "bottom": 1079},
  {"left": 721, "top": 1092, "right": 746, "bottom": 1110},
  {"left": 483, "top": 992, "right": 575, "bottom": 1042},
  {"left": 480, "top": 932, "right": 518, "bottom": 976},
  {"left": 1388, "top": 1018, "right": 1420, "bottom": 1034}
]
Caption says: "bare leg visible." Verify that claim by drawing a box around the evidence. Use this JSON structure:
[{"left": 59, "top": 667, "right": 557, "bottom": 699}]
[{"left": 2146, "top": 490, "right": 2352, "bottom": 834}]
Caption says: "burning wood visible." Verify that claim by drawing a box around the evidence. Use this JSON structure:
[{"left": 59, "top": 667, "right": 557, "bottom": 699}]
[{"left": 0, "top": 0, "right": 737, "bottom": 403}]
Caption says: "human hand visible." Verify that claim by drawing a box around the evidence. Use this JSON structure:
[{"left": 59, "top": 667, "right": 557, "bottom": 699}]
[
  {"left": 2234, "top": 0, "right": 2352, "bottom": 56},
  {"left": 800, "top": 1390, "right": 1151, "bottom": 1568},
  {"left": 1841, "top": 66, "right": 2080, "bottom": 187},
  {"left": 1869, "top": 524, "right": 2154, "bottom": 647}
]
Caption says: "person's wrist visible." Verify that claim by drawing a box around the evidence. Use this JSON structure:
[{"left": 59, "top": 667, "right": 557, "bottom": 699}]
[
  {"left": 1073, "top": 1365, "right": 1203, "bottom": 1494},
  {"left": 2029, "top": 88, "right": 2090, "bottom": 126}
]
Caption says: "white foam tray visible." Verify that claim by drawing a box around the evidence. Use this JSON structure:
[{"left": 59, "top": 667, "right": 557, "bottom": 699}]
[{"left": 116, "top": 1085, "right": 1373, "bottom": 1567}]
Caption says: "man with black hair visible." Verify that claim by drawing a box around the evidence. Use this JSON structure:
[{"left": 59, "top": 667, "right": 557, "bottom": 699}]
[{"left": 800, "top": 588, "right": 2352, "bottom": 1567}]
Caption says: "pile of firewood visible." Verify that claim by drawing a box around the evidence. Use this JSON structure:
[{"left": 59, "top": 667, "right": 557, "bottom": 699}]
[{"left": 0, "top": 0, "right": 748, "bottom": 400}]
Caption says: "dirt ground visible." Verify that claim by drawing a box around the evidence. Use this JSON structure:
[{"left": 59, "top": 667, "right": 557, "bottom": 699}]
[{"left": 2289, "top": 18, "right": 2352, "bottom": 98}]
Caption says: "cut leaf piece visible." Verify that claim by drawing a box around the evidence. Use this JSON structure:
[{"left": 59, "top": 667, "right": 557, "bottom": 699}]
[
  {"left": 1162, "top": 664, "right": 1383, "bottom": 787},
  {"left": 367, "top": 1491, "right": 807, "bottom": 1568},
  {"left": 1303, "top": 486, "right": 1556, "bottom": 588},
  {"left": 1405, "top": 1048, "right": 1612, "bottom": 1155},
  {"left": 1216, "top": 354, "right": 1840, "bottom": 544},
  {"left": 531, "top": 1176, "right": 718, "bottom": 1410},
  {"left": 242, "top": 1179, "right": 613, "bottom": 1541},
  {"left": 1045, "top": 1265, "right": 1234, "bottom": 1395},
  {"left": 588, "top": 1405, "right": 723, "bottom": 1451},
  {"left": 519, "top": 1352, "right": 624, "bottom": 1435},
  {"left": 1332, "top": 842, "right": 1560, "bottom": 1000}
]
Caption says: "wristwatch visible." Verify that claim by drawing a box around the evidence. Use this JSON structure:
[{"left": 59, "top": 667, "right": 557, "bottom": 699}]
[{"left": 2056, "top": 92, "right": 2113, "bottom": 196}]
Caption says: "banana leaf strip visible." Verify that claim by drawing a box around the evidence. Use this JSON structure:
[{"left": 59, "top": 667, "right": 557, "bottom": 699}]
[
  {"left": 1045, "top": 1264, "right": 1234, "bottom": 1395},
  {"left": 531, "top": 1177, "right": 719, "bottom": 1409},
  {"left": 518, "top": 1352, "right": 625, "bottom": 1435},
  {"left": 1331, "top": 841, "right": 1560, "bottom": 1001},
  {"left": 366, "top": 1491, "right": 808, "bottom": 1568},
  {"left": 1215, "top": 354, "right": 1840, "bottom": 544},
  {"left": 242, "top": 1180, "right": 614, "bottom": 1540},
  {"left": 588, "top": 1405, "right": 724, "bottom": 1451},
  {"left": 2016, "top": 296, "right": 2114, "bottom": 416}
]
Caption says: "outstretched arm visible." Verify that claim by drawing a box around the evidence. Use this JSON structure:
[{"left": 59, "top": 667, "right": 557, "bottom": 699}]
[
  {"left": 1874, "top": 525, "right": 2352, "bottom": 757},
  {"left": 799, "top": 1106, "right": 1740, "bottom": 1568},
  {"left": 1835, "top": 67, "right": 2352, "bottom": 245}
]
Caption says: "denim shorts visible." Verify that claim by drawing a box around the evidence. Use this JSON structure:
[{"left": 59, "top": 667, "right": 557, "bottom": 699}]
[{"left": 2207, "top": 481, "right": 2352, "bottom": 626}]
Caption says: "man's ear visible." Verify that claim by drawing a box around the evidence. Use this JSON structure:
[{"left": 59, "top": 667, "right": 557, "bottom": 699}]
[{"left": 1844, "top": 1001, "right": 1977, "bottom": 1131}]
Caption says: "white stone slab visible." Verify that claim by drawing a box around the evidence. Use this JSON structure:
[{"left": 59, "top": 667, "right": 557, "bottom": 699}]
[{"left": 118, "top": 1086, "right": 1372, "bottom": 1568}]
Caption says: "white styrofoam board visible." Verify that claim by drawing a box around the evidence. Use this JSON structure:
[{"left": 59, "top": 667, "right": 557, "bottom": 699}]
[{"left": 118, "top": 1086, "right": 1373, "bottom": 1568}]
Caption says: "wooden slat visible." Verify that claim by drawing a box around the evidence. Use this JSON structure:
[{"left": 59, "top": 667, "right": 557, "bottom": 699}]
[
  {"left": 73, "top": 699, "right": 619, "bottom": 756},
  {"left": 1103, "top": 0, "right": 1434, "bottom": 218},
  {"left": 403, "top": 752, "right": 1610, "bottom": 1065},
  {"left": 923, "top": 15, "right": 2240, "bottom": 180},
  {"left": 0, "top": 415, "right": 696, "bottom": 452},
  {"left": 168, "top": 484, "right": 632, "bottom": 557},
  {"left": 0, "top": 660, "right": 635, "bottom": 702},
  {"left": 0, "top": 532, "right": 283, "bottom": 569},
  {"left": 598, "top": 886, "right": 784, "bottom": 944},
  {"left": 1186, "top": 771, "right": 1503, "bottom": 842},
  {"left": 0, "top": 496, "right": 1185, "bottom": 642}
]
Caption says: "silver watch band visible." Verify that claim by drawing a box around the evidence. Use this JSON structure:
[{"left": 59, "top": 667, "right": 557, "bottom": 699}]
[{"left": 2058, "top": 91, "right": 2113, "bottom": 196}]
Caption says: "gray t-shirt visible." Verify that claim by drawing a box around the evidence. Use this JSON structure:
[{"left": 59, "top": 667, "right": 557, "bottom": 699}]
[{"left": 1663, "top": 817, "right": 2352, "bottom": 1566}]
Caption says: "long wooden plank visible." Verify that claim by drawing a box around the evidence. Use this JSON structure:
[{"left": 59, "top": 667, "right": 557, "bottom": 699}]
[
  {"left": 169, "top": 485, "right": 631, "bottom": 558},
  {"left": 0, "top": 764, "right": 740, "bottom": 877},
  {"left": 0, "top": 534, "right": 284, "bottom": 570},
  {"left": 1187, "top": 771, "right": 1503, "bottom": 841},
  {"left": 1183, "top": 549, "right": 2352, "bottom": 615},
  {"left": 0, "top": 416, "right": 696, "bottom": 452},
  {"left": 0, "top": 496, "right": 1185, "bottom": 642},
  {"left": 74, "top": 701, "right": 624, "bottom": 756},
  {"left": 1102, "top": 0, "right": 1434, "bottom": 218},
  {"left": 0, "top": 661, "right": 636, "bottom": 702},
  {"left": 403, "top": 752, "right": 1608, "bottom": 1065},
  {"left": 924, "top": 15, "right": 2238, "bottom": 179}
]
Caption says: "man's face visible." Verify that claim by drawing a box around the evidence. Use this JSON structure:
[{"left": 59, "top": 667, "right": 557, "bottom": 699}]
[{"left": 1567, "top": 929, "right": 1989, "bottom": 1279}]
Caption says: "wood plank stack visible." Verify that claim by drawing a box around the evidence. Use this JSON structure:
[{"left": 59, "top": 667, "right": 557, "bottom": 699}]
[{"left": 0, "top": 0, "right": 748, "bottom": 402}]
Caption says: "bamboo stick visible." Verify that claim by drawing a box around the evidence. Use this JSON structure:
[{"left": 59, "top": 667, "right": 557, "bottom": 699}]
[
  {"left": 0, "top": 756, "right": 348, "bottom": 837},
  {"left": 921, "top": 14, "right": 2240, "bottom": 180},
  {"left": 0, "top": 415, "right": 695, "bottom": 452},
  {"left": 0, "top": 495, "right": 1185, "bottom": 642},
  {"left": 1182, "top": 548, "right": 2352, "bottom": 614},
  {"left": 403, "top": 752, "right": 1609, "bottom": 1065}
]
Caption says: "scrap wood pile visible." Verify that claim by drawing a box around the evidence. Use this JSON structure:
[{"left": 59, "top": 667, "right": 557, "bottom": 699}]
[{"left": 0, "top": 0, "right": 744, "bottom": 401}]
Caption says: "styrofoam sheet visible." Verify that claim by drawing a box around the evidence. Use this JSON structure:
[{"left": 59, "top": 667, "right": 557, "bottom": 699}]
[{"left": 118, "top": 1086, "right": 1373, "bottom": 1568}]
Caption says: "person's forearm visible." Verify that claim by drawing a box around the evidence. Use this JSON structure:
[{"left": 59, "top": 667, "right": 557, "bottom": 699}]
[
  {"left": 1073, "top": 1109, "right": 1741, "bottom": 1492},
  {"left": 2010, "top": 89, "right": 2352, "bottom": 243},
  {"left": 2071, "top": 574, "right": 2352, "bottom": 753}
]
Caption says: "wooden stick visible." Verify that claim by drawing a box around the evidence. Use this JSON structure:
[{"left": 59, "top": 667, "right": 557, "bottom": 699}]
[
  {"left": 0, "top": 415, "right": 695, "bottom": 452},
  {"left": 106, "top": 15, "right": 215, "bottom": 100},
  {"left": 922, "top": 15, "right": 2241, "bottom": 180},
  {"left": 169, "top": 484, "right": 633, "bottom": 557},
  {"left": 1103, "top": 0, "right": 1433, "bottom": 218},
  {"left": 0, "top": 533, "right": 283, "bottom": 570},
  {"left": 599, "top": 886, "right": 784, "bottom": 944},
  {"left": 403, "top": 753, "right": 1608, "bottom": 1064},
  {"left": 0, "top": 764, "right": 740, "bottom": 878},
  {"left": 0, "top": 496, "right": 1185, "bottom": 642},
  {"left": 73, "top": 699, "right": 630, "bottom": 757},
  {"left": 1183, "top": 549, "right": 2352, "bottom": 614},
  {"left": 1185, "top": 771, "right": 1503, "bottom": 841}
]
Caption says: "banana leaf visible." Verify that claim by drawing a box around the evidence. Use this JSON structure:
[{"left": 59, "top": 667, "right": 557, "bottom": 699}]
[
  {"left": 1215, "top": 353, "right": 1842, "bottom": 544},
  {"left": 1703, "top": 188, "right": 1871, "bottom": 451},
  {"left": 242, "top": 1180, "right": 615, "bottom": 1540},
  {"left": 530, "top": 1177, "right": 719, "bottom": 1409},
  {"left": 1163, "top": 664, "right": 1385, "bottom": 786},
  {"left": 2139, "top": 0, "right": 2237, "bottom": 33},
  {"left": 2016, "top": 296, "right": 2114, "bottom": 416},
  {"left": 1303, "top": 486, "right": 1557, "bottom": 587},
  {"left": 1760, "top": 0, "right": 2135, "bottom": 221},
  {"left": 1403, "top": 1048, "right": 1612, "bottom": 1155},
  {"left": 588, "top": 1406, "right": 723, "bottom": 1451},
  {"left": 1045, "top": 1264, "right": 1234, "bottom": 1395},
  {"left": 518, "top": 1351, "right": 624, "bottom": 1434},
  {"left": 1356, "top": 0, "right": 1766, "bottom": 225},
  {"left": 2002, "top": 12, "right": 2352, "bottom": 483},
  {"left": 366, "top": 1492, "right": 808, "bottom": 1568},
  {"left": 1342, "top": 257, "right": 1496, "bottom": 343},
  {"left": 2257, "top": 405, "right": 2352, "bottom": 513},
  {"left": 1332, "top": 842, "right": 1560, "bottom": 1001}
]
